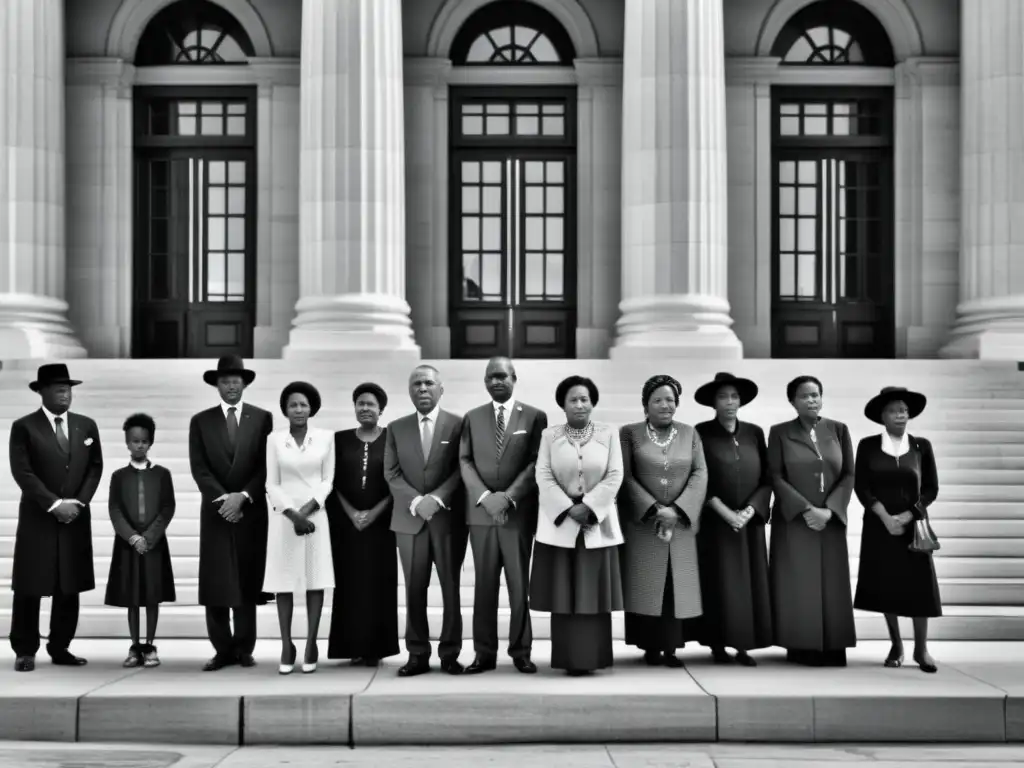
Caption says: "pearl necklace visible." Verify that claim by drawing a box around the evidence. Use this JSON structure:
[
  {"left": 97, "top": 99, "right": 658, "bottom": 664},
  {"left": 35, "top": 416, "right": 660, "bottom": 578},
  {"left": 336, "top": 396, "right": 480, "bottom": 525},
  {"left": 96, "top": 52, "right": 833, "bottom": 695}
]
[
  {"left": 646, "top": 421, "right": 677, "bottom": 454},
  {"left": 564, "top": 422, "right": 594, "bottom": 447}
]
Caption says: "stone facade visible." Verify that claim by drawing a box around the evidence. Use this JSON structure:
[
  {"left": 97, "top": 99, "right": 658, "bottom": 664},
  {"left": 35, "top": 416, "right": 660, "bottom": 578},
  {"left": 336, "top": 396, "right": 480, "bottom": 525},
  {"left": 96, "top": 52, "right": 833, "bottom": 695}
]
[{"left": 0, "top": 0, "right": 1004, "bottom": 360}]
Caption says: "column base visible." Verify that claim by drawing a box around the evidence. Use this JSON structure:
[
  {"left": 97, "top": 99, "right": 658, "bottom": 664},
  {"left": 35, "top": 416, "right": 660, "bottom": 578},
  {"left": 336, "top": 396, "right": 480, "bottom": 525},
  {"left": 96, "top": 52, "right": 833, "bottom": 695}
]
[
  {"left": 0, "top": 294, "right": 88, "bottom": 361},
  {"left": 282, "top": 293, "right": 421, "bottom": 361},
  {"left": 610, "top": 295, "right": 743, "bottom": 360},
  {"left": 939, "top": 297, "right": 1024, "bottom": 360}
]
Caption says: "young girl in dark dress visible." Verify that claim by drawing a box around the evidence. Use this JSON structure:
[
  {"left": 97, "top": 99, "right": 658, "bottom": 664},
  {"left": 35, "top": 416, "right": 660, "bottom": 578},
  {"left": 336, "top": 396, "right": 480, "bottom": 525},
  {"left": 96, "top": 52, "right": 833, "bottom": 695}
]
[{"left": 104, "top": 413, "right": 177, "bottom": 668}]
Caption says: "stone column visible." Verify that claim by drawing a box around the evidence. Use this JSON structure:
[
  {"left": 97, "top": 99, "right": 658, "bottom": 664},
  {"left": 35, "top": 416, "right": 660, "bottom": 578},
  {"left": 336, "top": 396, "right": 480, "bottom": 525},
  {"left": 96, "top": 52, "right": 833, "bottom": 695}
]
[
  {"left": 941, "top": 1, "right": 1024, "bottom": 359},
  {"left": 283, "top": 0, "right": 419, "bottom": 360},
  {"left": 65, "top": 59, "right": 134, "bottom": 358},
  {"left": 611, "top": 0, "right": 742, "bottom": 360},
  {"left": 0, "top": 0, "right": 86, "bottom": 360}
]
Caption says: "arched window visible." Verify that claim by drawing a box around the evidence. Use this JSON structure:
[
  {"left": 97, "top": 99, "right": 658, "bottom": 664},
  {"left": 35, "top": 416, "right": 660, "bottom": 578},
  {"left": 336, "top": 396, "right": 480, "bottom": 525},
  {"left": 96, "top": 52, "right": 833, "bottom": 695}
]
[
  {"left": 450, "top": 1, "right": 576, "bottom": 66},
  {"left": 135, "top": 0, "right": 255, "bottom": 66},
  {"left": 771, "top": 0, "right": 895, "bottom": 66}
]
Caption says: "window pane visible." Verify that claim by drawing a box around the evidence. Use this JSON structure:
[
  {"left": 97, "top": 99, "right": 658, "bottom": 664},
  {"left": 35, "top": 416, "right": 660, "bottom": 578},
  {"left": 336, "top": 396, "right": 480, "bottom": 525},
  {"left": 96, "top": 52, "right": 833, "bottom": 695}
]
[
  {"left": 798, "top": 187, "right": 816, "bottom": 216},
  {"left": 805, "top": 116, "right": 828, "bottom": 135},
  {"left": 486, "top": 115, "right": 510, "bottom": 135},
  {"left": 779, "top": 252, "right": 795, "bottom": 296},
  {"left": 207, "top": 252, "right": 225, "bottom": 297},
  {"left": 201, "top": 116, "right": 223, "bottom": 135},
  {"left": 798, "top": 218, "right": 816, "bottom": 250},
  {"left": 517, "top": 116, "right": 539, "bottom": 135},
  {"left": 525, "top": 252, "right": 544, "bottom": 296},
  {"left": 208, "top": 161, "right": 226, "bottom": 184},
  {"left": 462, "top": 253, "right": 481, "bottom": 299},
  {"left": 798, "top": 161, "right": 817, "bottom": 184},
  {"left": 482, "top": 253, "right": 502, "bottom": 297},
  {"left": 779, "top": 219, "right": 795, "bottom": 252},
  {"left": 226, "top": 116, "right": 246, "bottom": 136},
  {"left": 524, "top": 162, "right": 544, "bottom": 183},
  {"left": 466, "top": 36, "right": 494, "bottom": 62},
  {"left": 780, "top": 117, "right": 800, "bottom": 136},
  {"left": 779, "top": 161, "right": 796, "bottom": 184},
  {"left": 482, "top": 186, "right": 502, "bottom": 214},
  {"left": 462, "top": 162, "right": 480, "bottom": 183},
  {"left": 228, "top": 162, "right": 246, "bottom": 184},
  {"left": 525, "top": 186, "right": 544, "bottom": 214},
  {"left": 178, "top": 116, "right": 197, "bottom": 136},
  {"left": 228, "top": 218, "right": 245, "bottom": 249},
  {"left": 546, "top": 187, "right": 564, "bottom": 214},
  {"left": 542, "top": 116, "right": 564, "bottom": 136},
  {"left": 228, "top": 188, "right": 245, "bottom": 214},
  {"left": 797, "top": 253, "right": 817, "bottom": 297},
  {"left": 482, "top": 218, "right": 502, "bottom": 251},
  {"left": 462, "top": 217, "right": 480, "bottom": 250},
  {"left": 208, "top": 188, "right": 226, "bottom": 215},
  {"left": 779, "top": 187, "right": 795, "bottom": 216},
  {"left": 546, "top": 218, "right": 564, "bottom": 250},
  {"left": 545, "top": 252, "right": 564, "bottom": 297},
  {"left": 227, "top": 252, "right": 245, "bottom": 298},
  {"left": 462, "top": 187, "right": 480, "bottom": 214},
  {"left": 207, "top": 217, "right": 225, "bottom": 251},
  {"left": 462, "top": 116, "right": 483, "bottom": 135},
  {"left": 482, "top": 162, "right": 502, "bottom": 183},
  {"left": 525, "top": 217, "right": 544, "bottom": 250}
]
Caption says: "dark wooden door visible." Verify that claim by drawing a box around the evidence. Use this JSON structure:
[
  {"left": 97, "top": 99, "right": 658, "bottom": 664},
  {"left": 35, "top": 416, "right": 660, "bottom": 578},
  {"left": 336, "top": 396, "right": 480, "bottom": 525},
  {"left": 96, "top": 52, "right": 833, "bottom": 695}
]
[
  {"left": 771, "top": 150, "right": 894, "bottom": 358},
  {"left": 133, "top": 150, "right": 255, "bottom": 358},
  {"left": 450, "top": 150, "right": 576, "bottom": 358}
]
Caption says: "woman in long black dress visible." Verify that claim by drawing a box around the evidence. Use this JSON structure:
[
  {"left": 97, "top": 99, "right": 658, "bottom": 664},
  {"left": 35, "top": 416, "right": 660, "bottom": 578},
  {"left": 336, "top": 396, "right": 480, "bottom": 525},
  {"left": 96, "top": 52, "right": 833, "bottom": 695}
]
[
  {"left": 692, "top": 373, "right": 773, "bottom": 666},
  {"left": 326, "top": 382, "right": 399, "bottom": 666},
  {"left": 854, "top": 386, "right": 941, "bottom": 673}
]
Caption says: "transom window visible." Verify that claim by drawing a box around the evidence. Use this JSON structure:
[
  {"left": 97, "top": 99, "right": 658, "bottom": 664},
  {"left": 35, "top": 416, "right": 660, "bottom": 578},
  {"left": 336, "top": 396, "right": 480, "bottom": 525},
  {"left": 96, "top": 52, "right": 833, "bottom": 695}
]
[
  {"left": 135, "top": 0, "right": 255, "bottom": 66},
  {"left": 778, "top": 100, "right": 885, "bottom": 137},
  {"left": 772, "top": 0, "right": 894, "bottom": 66},
  {"left": 460, "top": 101, "right": 567, "bottom": 138},
  {"left": 142, "top": 99, "right": 250, "bottom": 138},
  {"left": 450, "top": 1, "right": 575, "bottom": 66}
]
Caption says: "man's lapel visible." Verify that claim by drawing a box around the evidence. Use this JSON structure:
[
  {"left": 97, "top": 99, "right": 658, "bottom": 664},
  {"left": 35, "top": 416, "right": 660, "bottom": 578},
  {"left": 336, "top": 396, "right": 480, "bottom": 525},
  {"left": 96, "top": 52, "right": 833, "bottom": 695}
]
[
  {"left": 229, "top": 404, "right": 257, "bottom": 471},
  {"left": 426, "top": 410, "right": 447, "bottom": 465},
  {"left": 498, "top": 403, "right": 522, "bottom": 460},
  {"left": 31, "top": 409, "right": 63, "bottom": 463}
]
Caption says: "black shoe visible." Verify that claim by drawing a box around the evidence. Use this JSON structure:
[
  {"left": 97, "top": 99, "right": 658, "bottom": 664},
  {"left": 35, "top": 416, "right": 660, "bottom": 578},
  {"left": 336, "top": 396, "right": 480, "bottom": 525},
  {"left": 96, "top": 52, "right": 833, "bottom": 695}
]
[
  {"left": 14, "top": 656, "right": 34, "bottom": 672},
  {"left": 643, "top": 650, "right": 663, "bottom": 666},
  {"left": 464, "top": 654, "right": 497, "bottom": 674},
  {"left": 50, "top": 650, "right": 87, "bottom": 666},
  {"left": 238, "top": 653, "right": 257, "bottom": 668},
  {"left": 711, "top": 647, "right": 733, "bottom": 665},
  {"left": 663, "top": 653, "right": 684, "bottom": 668},
  {"left": 913, "top": 652, "right": 938, "bottom": 674},
  {"left": 440, "top": 656, "right": 464, "bottom": 675},
  {"left": 397, "top": 655, "right": 430, "bottom": 677},
  {"left": 513, "top": 656, "right": 538, "bottom": 674},
  {"left": 203, "top": 654, "right": 236, "bottom": 672},
  {"left": 735, "top": 651, "right": 757, "bottom": 667}
]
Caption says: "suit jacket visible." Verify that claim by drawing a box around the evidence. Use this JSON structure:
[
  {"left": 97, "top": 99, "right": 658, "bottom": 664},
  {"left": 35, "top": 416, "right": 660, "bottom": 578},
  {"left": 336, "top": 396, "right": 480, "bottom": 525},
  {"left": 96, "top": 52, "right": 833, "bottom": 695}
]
[
  {"left": 768, "top": 417, "right": 855, "bottom": 524},
  {"left": 188, "top": 402, "right": 273, "bottom": 606},
  {"left": 9, "top": 409, "right": 104, "bottom": 596},
  {"left": 383, "top": 409, "right": 464, "bottom": 536},
  {"left": 459, "top": 401, "right": 547, "bottom": 529}
]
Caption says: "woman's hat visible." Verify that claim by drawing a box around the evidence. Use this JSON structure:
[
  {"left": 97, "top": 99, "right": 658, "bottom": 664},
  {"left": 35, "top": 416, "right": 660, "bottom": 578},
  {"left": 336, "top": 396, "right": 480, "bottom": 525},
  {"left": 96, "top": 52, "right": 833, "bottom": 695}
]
[
  {"left": 864, "top": 386, "right": 926, "bottom": 424},
  {"left": 694, "top": 372, "right": 758, "bottom": 408},
  {"left": 28, "top": 363, "right": 82, "bottom": 392},
  {"left": 280, "top": 381, "right": 322, "bottom": 418},
  {"left": 203, "top": 355, "right": 256, "bottom": 387}
]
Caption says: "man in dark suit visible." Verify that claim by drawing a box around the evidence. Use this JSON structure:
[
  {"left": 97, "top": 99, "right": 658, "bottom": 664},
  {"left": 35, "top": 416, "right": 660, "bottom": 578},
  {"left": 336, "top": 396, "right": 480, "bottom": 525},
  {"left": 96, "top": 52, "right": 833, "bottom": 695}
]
[
  {"left": 188, "top": 355, "right": 273, "bottom": 671},
  {"left": 8, "top": 364, "right": 103, "bottom": 672},
  {"left": 459, "top": 357, "right": 546, "bottom": 674},
  {"left": 384, "top": 364, "right": 466, "bottom": 677}
]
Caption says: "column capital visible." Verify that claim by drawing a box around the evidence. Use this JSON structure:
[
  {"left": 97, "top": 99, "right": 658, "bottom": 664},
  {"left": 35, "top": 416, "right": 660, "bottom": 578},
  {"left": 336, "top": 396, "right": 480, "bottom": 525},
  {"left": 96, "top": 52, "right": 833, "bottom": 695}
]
[
  {"left": 404, "top": 57, "right": 452, "bottom": 87},
  {"left": 66, "top": 57, "right": 136, "bottom": 90},
  {"left": 573, "top": 58, "right": 622, "bottom": 87}
]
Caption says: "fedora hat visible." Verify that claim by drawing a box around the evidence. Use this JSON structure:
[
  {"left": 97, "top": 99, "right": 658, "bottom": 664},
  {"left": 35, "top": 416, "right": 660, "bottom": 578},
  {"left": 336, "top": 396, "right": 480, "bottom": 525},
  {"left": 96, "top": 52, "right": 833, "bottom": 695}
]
[
  {"left": 28, "top": 363, "right": 82, "bottom": 393},
  {"left": 203, "top": 355, "right": 256, "bottom": 387},
  {"left": 694, "top": 372, "right": 759, "bottom": 408},
  {"left": 864, "top": 386, "right": 926, "bottom": 424}
]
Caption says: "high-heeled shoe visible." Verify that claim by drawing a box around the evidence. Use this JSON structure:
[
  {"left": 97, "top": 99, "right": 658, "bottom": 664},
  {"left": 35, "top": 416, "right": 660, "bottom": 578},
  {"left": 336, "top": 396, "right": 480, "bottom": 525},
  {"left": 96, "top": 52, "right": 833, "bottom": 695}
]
[
  {"left": 279, "top": 642, "right": 297, "bottom": 675},
  {"left": 302, "top": 643, "right": 319, "bottom": 674}
]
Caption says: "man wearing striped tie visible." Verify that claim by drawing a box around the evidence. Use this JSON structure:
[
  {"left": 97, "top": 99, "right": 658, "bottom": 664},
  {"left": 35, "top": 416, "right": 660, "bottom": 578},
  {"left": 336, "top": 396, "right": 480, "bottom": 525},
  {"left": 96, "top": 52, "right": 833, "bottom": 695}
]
[{"left": 459, "top": 357, "right": 547, "bottom": 674}]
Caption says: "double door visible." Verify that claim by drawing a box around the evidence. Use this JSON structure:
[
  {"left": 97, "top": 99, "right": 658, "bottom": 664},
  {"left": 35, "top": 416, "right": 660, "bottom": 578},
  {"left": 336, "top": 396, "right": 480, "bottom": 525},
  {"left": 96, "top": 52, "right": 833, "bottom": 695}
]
[
  {"left": 450, "top": 150, "right": 576, "bottom": 358},
  {"left": 771, "top": 149, "right": 894, "bottom": 358},
  {"left": 133, "top": 150, "right": 255, "bottom": 358}
]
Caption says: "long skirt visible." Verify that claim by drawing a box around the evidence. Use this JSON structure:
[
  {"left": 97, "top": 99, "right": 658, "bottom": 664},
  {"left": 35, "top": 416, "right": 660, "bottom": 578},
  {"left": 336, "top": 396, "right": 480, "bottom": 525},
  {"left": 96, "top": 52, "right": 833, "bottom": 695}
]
[
  {"left": 624, "top": 561, "right": 689, "bottom": 651},
  {"left": 104, "top": 536, "right": 176, "bottom": 608},
  {"left": 854, "top": 511, "right": 942, "bottom": 618},
  {"left": 530, "top": 533, "right": 622, "bottom": 672}
]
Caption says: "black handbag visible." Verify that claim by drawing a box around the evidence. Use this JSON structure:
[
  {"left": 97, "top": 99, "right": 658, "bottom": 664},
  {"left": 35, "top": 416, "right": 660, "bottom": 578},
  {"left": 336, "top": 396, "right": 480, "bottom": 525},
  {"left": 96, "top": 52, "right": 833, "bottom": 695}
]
[{"left": 908, "top": 501, "right": 940, "bottom": 553}]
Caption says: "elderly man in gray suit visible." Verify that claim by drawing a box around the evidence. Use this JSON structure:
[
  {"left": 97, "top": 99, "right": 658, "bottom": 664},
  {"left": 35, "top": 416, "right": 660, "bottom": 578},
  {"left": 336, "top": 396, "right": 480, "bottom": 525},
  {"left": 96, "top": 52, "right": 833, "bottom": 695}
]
[
  {"left": 459, "top": 357, "right": 547, "bottom": 674},
  {"left": 384, "top": 364, "right": 465, "bottom": 677}
]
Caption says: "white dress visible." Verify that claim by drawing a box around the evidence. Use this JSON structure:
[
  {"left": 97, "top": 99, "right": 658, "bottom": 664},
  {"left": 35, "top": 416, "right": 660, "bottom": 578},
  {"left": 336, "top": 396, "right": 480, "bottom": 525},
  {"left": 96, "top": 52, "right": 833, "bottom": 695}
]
[{"left": 263, "top": 427, "right": 336, "bottom": 593}]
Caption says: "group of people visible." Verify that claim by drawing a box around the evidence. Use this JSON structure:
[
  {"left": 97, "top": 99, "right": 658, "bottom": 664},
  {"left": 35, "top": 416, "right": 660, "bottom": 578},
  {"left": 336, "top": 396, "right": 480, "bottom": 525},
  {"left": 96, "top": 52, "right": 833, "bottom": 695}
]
[{"left": 6, "top": 356, "right": 942, "bottom": 677}]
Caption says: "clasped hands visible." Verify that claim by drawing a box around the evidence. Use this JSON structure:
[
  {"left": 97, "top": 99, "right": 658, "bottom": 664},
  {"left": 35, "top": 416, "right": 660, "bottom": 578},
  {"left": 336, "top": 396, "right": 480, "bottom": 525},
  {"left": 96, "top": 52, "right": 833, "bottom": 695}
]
[
  {"left": 480, "top": 492, "right": 512, "bottom": 524},
  {"left": 129, "top": 534, "right": 149, "bottom": 555},
  {"left": 285, "top": 499, "right": 319, "bottom": 536},
  {"left": 53, "top": 499, "right": 83, "bottom": 524},
  {"left": 213, "top": 492, "right": 248, "bottom": 523},
  {"left": 725, "top": 506, "right": 755, "bottom": 532},
  {"left": 802, "top": 506, "right": 833, "bottom": 532},
  {"left": 568, "top": 501, "right": 595, "bottom": 530},
  {"left": 882, "top": 508, "right": 914, "bottom": 536}
]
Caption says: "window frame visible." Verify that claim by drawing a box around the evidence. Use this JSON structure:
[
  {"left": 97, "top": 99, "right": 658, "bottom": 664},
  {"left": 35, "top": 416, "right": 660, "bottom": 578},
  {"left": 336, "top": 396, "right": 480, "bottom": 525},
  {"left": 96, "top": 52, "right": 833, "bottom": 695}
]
[{"left": 449, "top": 0, "right": 576, "bottom": 66}]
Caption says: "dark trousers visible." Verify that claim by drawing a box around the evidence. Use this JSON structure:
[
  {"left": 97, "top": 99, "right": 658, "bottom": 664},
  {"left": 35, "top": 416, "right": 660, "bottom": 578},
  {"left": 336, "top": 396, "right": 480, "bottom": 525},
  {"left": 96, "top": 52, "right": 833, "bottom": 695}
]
[
  {"left": 205, "top": 603, "right": 257, "bottom": 659},
  {"left": 9, "top": 590, "right": 80, "bottom": 657},
  {"left": 469, "top": 524, "right": 533, "bottom": 658},
  {"left": 396, "top": 524, "right": 463, "bottom": 659}
]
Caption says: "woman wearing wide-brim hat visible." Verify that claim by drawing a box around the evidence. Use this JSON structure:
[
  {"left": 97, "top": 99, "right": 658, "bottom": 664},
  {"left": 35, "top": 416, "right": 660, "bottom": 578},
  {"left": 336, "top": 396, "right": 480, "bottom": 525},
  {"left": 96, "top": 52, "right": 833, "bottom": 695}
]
[
  {"left": 853, "top": 386, "right": 941, "bottom": 674},
  {"left": 691, "top": 373, "right": 774, "bottom": 666}
]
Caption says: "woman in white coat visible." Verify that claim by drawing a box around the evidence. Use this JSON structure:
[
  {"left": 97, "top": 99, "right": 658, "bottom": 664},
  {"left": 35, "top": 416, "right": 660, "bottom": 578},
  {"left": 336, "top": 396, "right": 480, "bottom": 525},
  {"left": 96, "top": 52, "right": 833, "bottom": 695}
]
[{"left": 265, "top": 381, "right": 335, "bottom": 675}]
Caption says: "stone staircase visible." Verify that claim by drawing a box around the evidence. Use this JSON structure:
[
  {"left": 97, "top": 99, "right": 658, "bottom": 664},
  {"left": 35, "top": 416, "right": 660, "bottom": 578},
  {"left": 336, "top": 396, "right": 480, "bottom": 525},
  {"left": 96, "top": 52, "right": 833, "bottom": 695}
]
[{"left": 1, "top": 358, "right": 1023, "bottom": 642}]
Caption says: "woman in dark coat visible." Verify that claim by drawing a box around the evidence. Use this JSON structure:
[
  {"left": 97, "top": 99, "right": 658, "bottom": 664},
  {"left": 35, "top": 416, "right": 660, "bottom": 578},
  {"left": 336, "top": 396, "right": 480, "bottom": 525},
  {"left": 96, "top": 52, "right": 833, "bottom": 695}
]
[
  {"left": 619, "top": 374, "right": 708, "bottom": 667},
  {"left": 854, "top": 386, "right": 941, "bottom": 673},
  {"left": 768, "top": 375, "right": 857, "bottom": 666},
  {"left": 326, "top": 383, "right": 399, "bottom": 666},
  {"left": 692, "top": 373, "right": 773, "bottom": 666}
]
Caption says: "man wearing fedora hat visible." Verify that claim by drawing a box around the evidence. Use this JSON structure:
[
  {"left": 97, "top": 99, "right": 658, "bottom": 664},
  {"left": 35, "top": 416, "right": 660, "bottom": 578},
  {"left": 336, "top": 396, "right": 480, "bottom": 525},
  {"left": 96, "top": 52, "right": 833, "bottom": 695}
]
[
  {"left": 8, "top": 364, "right": 104, "bottom": 672},
  {"left": 188, "top": 355, "right": 273, "bottom": 671}
]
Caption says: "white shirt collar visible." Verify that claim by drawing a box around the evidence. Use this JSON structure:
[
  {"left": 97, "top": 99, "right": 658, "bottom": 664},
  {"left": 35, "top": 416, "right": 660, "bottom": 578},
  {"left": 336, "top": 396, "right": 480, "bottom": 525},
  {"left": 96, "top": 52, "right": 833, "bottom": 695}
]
[
  {"left": 493, "top": 398, "right": 515, "bottom": 418},
  {"left": 418, "top": 405, "right": 440, "bottom": 424},
  {"left": 220, "top": 400, "right": 244, "bottom": 418},
  {"left": 284, "top": 428, "right": 315, "bottom": 450},
  {"left": 880, "top": 430, "right": 910, "bottom": 458},
  {"left": 41, "top": 406, "right": 69, "bottom": 431},
  {"left": 129, "top": 459, "right": 151, "bottom": 470}
]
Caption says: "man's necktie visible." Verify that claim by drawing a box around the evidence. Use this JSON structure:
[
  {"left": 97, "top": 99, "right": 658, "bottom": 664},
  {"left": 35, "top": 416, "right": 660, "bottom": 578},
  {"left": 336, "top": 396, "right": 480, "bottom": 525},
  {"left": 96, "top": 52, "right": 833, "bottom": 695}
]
[
  {"left": 54, "top": 416, "right": 70, "bottom": 454},
  {"left": 495, "top": 405, "right": 506, "bottom": 457},
  {"left": 226, "top": 406, "right": 239, "bottom": 450},
  {"left": 421, "top": 416, "right": 433, "bottom": 461}
]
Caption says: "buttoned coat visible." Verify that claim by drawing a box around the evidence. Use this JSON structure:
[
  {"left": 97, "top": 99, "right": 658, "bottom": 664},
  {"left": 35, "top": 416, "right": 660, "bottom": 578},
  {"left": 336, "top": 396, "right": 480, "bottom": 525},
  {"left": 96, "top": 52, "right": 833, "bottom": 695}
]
[
  {"left": 9, "top": 410, "right": 104, "bottom": 596},
  {"left": 383, "top": 409, "right": 465, "bottom": 536},
  {"left": 618, "top": 422, "right": 708, "bottom": 618},
  {"left": 459, "top": 401, "right": 547, "bottom": 531},
  {"left": 188, "top": 403, "right": 273, "bottom": 607}
]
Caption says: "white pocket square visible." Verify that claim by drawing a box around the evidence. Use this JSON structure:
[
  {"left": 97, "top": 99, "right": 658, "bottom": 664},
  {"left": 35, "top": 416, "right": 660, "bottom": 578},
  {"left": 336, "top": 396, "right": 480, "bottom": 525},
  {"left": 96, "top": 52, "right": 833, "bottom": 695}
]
[
  {"left": 441, "top": 440, "right": 450, "bottom": 444},
  {"left": 513, "top": 429, "right": 527, "bottom": 435},
  {"left": 83, "top": 437, "right": 94, "bottom": 446}
]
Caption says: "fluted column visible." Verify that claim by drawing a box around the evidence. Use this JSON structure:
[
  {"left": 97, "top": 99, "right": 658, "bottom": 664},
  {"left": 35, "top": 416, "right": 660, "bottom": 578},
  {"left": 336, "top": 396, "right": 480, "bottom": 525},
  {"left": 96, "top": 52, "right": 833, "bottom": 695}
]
[
  {"left": 941, "top": 0, "right": 1024, "bottom": 359},
  {"left": 0, "top": 0, "right": 85, "bottom": 360},
  {"left": 610, "top": 0, "right": 741, "bottom": 360},
  {"left": 283, "top": 0, "right": 419, "bottom": 359}
]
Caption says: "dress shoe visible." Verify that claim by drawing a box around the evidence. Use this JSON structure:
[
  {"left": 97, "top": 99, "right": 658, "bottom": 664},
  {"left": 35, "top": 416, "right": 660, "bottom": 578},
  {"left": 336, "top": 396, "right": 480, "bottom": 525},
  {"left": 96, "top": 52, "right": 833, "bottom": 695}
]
[
  {"left": 440, "top": 656, "right": 464, "bottom": 675},
  {"left": 50, "top": 650, "right": 87, "bottom": 666},
  {"left": 14, "top": 656, "right": 35, "bottom": 672},
  {"left": 397, "top": 655, "right": 430, "bottom": 677},
  {"left": 913, "top": 652, "right": 938, "bottom": 674},
  {"left": 513, "top": 656, "right": 538, "bottom": 674},
  {"left": 735, "top": 651, "right": 757, "bottom": 667},
  {"left": 202, "top": 655, "right": 236, "bottom": 672},
  {"left": 279, "top": 642, "right": 297, "bottom": 675},
  {"left": 711, "top": 647, "right": 733, "bottom": 665},
  {"left": 643, "top": 650, "right": 663, "bottom": 666},
  {"left": 464, "top": 655, "right": 497, "bottom": 674},
  {"left": 302, "top": 643, "right": 319, "bottom": 674},
  {"left": 238, "top": 653, "right": 257, "bottom": 668},
  {"left": 663, "top": 653, "right": 684, "bottom": 668}
]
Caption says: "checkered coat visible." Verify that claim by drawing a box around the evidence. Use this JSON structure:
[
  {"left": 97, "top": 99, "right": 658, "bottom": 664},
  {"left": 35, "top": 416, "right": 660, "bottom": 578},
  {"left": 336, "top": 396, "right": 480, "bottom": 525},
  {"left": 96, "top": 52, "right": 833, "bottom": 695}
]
[{"left": 618, "top": 422, "right": 708, "bottom": 619}]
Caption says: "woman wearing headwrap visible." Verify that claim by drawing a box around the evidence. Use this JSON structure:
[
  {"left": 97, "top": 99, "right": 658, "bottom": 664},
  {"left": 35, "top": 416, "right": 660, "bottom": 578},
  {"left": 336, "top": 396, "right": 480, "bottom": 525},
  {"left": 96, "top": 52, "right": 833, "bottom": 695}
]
[
  {"left": 618, "top": 374, "right": 708, "bottom": 667},
  {"left": 692, "top": 373, "right": 773, "bottom": 666},
  {"left": 326, "top": 383, "right": 399, "bottom": 667}
]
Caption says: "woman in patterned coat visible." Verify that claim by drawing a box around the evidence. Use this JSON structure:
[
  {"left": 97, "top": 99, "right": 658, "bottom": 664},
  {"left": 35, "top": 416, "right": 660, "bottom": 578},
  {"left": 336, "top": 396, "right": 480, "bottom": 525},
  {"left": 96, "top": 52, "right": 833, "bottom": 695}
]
[{"left": 619, "top": 374, "right": 708, "bottom": 667}]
